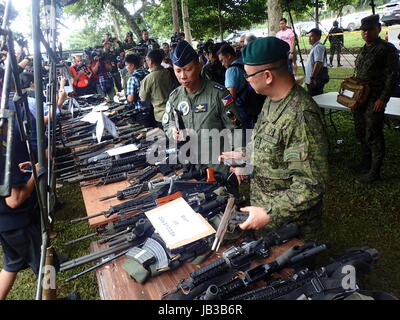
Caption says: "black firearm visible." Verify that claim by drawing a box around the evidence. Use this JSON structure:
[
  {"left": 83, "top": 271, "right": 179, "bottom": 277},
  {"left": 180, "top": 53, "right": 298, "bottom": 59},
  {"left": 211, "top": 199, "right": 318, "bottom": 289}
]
[
  {"left": 61, "top": 218, "right": 154, "bottom": 274},
  {"left": 99, "top": 167, "right": 215, "bottom": 201},
  {"left": 199, "top": 242, "right": 330, "bottom": 300},
  {"left": 70, "top": 180, "right": 220, "bottom": 224},
  {"left": 161, "top": 222, "right": 300, "bottom": 300},
  {"left": 229, "top": 246, "right": 379, "bottom": 300}
]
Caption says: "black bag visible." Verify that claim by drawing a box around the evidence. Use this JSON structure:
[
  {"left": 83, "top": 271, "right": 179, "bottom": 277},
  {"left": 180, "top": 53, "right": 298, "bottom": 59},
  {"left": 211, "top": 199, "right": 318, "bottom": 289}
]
[
  {"left": 316, "top": 46, "right": 330, "bottom": 85},
  {"left": 317, "top": 66, "right": 330, "bottom": 85}
]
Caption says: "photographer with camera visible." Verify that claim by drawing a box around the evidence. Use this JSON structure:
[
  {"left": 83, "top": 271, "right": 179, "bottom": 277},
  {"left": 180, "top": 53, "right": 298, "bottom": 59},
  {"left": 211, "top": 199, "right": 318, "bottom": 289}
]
[
  {"left": 120, "top": 31, "right": 137, "bottom": 53},
  {"left": 70, "top": 54, "right": 96, "bottom": 96},
  {"left": 103, "top": 40, "right": 122, "bottom": 93}
]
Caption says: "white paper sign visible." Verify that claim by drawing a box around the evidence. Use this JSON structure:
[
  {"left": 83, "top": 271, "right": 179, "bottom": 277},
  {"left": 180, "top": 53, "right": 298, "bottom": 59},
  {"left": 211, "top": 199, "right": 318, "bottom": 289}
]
[
  {"left": 343, "top": 89, "right": 354, "bottom": 98},
  {"left": 105, "top": 144, "right": 139, "bottom": 156},
  {"left": 102, "top": 112, "right": 118, "bottom": 138},
  {"left": 145, "top": 197, "right": 215, "bottom": 250}
]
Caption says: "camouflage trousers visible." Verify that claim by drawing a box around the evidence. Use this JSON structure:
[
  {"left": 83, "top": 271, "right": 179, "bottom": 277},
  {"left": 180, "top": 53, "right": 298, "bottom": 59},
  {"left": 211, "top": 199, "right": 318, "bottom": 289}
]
[
  {"left": 330, "top": 43, "right": 342, "bottom": 65},
  {"left": 352, "top": 99, "right": 385, "bottom": 170}
]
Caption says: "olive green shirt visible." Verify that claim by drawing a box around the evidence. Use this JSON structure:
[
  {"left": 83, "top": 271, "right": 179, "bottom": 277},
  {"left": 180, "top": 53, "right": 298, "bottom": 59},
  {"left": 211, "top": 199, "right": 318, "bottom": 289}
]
[
  {"left": 163, "top": 79, "right": 242, "bottom": 175},
  {"left": 139, "top": 65, "right": 172, "bottom": 121},
  {"left": 250, "top": 84, "right": 329, "bottom": 234}
]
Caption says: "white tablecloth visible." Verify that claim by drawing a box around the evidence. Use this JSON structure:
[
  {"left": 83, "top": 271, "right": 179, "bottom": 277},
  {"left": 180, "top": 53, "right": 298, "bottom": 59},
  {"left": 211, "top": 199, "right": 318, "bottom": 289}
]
[{"left": 313, "top": 92, "right": 400, "bottom": 119}]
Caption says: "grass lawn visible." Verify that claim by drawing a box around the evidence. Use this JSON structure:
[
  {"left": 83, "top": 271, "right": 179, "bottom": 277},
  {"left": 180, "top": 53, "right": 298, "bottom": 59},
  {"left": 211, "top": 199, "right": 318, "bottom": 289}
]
[
  {"left": 297, "top": 30, "right": 387, "bottom": 51},
  {"left": 1, "top": 67, "right": 399, "bottom": 299}
]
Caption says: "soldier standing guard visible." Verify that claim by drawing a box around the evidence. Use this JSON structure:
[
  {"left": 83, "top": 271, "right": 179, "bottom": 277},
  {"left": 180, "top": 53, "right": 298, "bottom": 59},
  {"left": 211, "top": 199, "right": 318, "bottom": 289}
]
[
  {"left": 220, "top": 37, "right": 329, "bottom": 239},
  {"left": 352, "top": 14, "right": 399, "bottom": 184},
  {"left": 162, "top": 40, "right": 242, "bottom": 179},
  {"left": 328, "top": 20, "right": 344, "bottom": 67}
]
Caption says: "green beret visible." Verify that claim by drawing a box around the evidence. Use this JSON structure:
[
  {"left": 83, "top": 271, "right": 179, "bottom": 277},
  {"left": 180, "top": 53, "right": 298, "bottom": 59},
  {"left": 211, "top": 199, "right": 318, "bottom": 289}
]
[
  {"left": 242, "top": 37, "right": 290, "bottom": 66},
  {"left": 360, "top": 14, "right": 380, "bottom": 30}
]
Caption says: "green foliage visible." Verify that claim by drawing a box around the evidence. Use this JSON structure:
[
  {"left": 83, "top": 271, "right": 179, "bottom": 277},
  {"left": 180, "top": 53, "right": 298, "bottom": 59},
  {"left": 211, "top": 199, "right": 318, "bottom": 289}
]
[{"left": 0, "top": 0, "right": 19, "bottom": 25}]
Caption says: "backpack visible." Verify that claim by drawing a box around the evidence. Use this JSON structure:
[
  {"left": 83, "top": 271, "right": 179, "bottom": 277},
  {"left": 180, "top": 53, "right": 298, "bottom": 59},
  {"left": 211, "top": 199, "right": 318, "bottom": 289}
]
[{"left": 228, "top": 63, "right": 266, "bottom": 122}]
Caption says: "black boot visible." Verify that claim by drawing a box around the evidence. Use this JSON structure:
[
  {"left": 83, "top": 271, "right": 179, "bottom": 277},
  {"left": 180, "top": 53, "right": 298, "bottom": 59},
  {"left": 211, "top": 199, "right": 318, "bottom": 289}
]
[
  {"left": 355, "top": 159, "right": 382, "bottom": 184},
  {"left": 348, "top": 154, "right": 371, "bottom": 172}
]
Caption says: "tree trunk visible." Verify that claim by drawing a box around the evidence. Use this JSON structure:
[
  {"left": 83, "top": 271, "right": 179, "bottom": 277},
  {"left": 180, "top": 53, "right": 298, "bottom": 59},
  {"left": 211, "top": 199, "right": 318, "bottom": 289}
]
[
  {"left": 181, "top": 0, "right": 193, "bottom": 45},
  {"left": 110, "top": 0, "right": 143, "bottom": 39},
  {"left": 171, "top": 0, "right": 180, "bottom": 33},
  {"left": 218, "top": 0, "right": 223, "bottom": 41},
  {"left": 110, "top": 9, "right": 122, "bottom": 40},
  {"left": 267, "top": 0, "right": 282, "bottom": 37}
]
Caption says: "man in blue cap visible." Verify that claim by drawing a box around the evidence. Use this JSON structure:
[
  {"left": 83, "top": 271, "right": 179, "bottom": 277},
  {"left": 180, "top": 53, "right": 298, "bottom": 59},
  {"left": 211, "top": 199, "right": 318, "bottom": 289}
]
[
  {"left": 220, "top": 37, "right": 329, "bottom": 239},
  {"left": 162, "top": 40, "right": 242, "bottom": 178}
]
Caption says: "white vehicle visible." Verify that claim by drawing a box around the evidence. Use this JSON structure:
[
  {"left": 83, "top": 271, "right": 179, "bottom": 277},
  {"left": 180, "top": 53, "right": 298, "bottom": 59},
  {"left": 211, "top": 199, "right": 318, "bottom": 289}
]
[
  {"left": 385, "top": 24, "right": 400, "bottom": 50},
  {"left": 294, "top": 21, "right": 315, "bottom": 36},
  {"left": 339, "top": 11, "right": 371, "bottom": 31}
]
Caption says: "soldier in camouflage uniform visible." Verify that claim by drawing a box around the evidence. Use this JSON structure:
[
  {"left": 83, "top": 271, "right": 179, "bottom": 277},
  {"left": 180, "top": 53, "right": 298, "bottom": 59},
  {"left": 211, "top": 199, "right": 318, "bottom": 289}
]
[
  {"left": 353, "top": 15, "right": 399, "bottom": 184},
  {"left": 328, "top": 20, "right": 343, "bottom": 67},
  {"left": 221, "top": 37, "right": 329, "bottom": 239},
  {"left": 162, "top": 40, "right": 242, "bottom": 178}
]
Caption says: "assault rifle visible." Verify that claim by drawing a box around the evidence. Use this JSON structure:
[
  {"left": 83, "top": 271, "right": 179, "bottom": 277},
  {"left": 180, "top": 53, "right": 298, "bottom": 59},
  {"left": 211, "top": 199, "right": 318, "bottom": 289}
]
[
  {"left": 199, "top": 242, "right": 329, "bottom": 300},
  {"left": 70, "top": 180, "right": 221, "bottom": 224},
  {"left": 161, "top": 223, "right": 300, "bottom": 300},
  {"left": 229, "top": 246, "right": 379, "bottom": 300},
  {"left": 61, "top": 218, "right": 154, "bottom": 273},
  {"left": 99, "top": 167, "right": 215, "bottom": 201}
]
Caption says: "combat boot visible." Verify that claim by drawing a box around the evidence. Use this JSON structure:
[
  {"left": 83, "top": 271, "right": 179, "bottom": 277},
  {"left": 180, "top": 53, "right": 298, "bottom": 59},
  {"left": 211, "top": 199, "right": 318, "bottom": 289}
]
[
  {"left": 348, "top": 155, "right": 371, "bottom": 172},
  {"left": 355, "top": 159, "right": 382, "bottom": 184}
]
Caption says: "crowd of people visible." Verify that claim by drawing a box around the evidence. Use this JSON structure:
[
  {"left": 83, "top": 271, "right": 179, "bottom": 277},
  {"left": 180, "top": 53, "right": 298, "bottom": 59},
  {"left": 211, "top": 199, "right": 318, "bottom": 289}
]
[{"left": 0, "top": 12, "right": 399, "bottom": 300}]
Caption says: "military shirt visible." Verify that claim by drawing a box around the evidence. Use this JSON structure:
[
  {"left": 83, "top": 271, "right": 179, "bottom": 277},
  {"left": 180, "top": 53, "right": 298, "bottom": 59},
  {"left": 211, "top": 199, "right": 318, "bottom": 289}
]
[
  {"left": 139, "top": 66, "right": 172, "bottom": 122},
  {"left": 163, "top": 79, "right": 242, "bottom": 175},
  {"left": 355, "top": 37, "right": 399, "bottom": 103},
  {"left": 250, "top": 84, "right": 329, "bottom": 232}
]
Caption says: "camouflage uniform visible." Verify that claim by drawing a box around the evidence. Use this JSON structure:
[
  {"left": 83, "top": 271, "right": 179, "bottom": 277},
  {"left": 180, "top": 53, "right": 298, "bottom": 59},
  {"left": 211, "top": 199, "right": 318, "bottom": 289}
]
[
  {"left": 163, "top": 79, "right": 241, "bottom": 177},
  {"left": 328, "top": 26, "right": 343, "bottom": 66},
  {"left": 250, "top": 84, "right": 329, "bottom": 239},
  {"left": 353, "top": 38, "right": 398, "bottom": 179}
]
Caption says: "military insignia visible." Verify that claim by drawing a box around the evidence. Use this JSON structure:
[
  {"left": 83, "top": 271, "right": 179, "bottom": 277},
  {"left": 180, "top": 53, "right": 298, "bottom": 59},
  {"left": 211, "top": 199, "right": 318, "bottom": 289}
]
[
  {"left": 161, "top": 112, "right": 170, "bottom": 124},
  {"left": 169, "top": 88, "right": 178, "bottom": 96},
  {"left": 178, "top": 101, "right": 190, "bottom": 116},
  {"left": 213, "top": 84, "right": 225, "bottom": 91},
  {"left": 222, "top": 95, "right": 234, "bottom": 107},
  {"left": 193, "top": 104, "right": 208, "bottom": 113},
  {"left": 165, "top": 101, "right": 172, "bottom": 114}
]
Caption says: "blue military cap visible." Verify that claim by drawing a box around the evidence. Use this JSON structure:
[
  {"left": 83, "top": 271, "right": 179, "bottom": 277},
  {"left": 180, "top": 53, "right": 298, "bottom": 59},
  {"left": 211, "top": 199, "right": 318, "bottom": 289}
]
[{"left": 172, "top": 40, "right": 198, "bottom": 67}]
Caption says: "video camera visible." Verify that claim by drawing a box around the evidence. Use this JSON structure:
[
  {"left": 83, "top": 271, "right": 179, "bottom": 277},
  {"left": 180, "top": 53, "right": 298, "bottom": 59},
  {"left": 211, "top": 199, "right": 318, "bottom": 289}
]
[{"left": 171, "top": 32, "right": 181, "bottom": 46}]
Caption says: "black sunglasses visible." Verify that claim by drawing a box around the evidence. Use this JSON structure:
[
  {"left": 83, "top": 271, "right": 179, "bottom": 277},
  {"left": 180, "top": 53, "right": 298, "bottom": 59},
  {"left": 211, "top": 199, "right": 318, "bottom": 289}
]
[{"left": 243, "top": 65, "right": 284, "bottom": 80}]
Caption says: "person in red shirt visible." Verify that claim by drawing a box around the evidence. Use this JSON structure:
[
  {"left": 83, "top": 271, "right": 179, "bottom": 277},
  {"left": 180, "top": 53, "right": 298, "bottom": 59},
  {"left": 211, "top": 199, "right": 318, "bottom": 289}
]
[{"left": 70, "top": 55, "right": 96, "bottom": 96}]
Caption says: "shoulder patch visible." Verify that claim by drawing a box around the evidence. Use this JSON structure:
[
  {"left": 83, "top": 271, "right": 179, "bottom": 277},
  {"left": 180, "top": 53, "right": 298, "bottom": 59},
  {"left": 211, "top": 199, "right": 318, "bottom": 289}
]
[
  {"left": 213, "top": 84, "right": 225, "bottom": 91},
  {"left": 222, "top": 94, "right": 234, "bottom": 107}
]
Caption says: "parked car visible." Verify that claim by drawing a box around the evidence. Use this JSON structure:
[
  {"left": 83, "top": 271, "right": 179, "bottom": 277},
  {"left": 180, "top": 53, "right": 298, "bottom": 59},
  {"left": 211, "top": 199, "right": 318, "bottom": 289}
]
[
  {"left": 385, "top": 24, "right": 400, "bottom": 50},
  {"left": 381, "top": 4, "right": 400, "bottom": 26},
  {"left": 339, "top": 11, "right": 371, "bottom": 31},
  {"left": 294, "top": 21, "right": 315, "bottom": 36}
]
